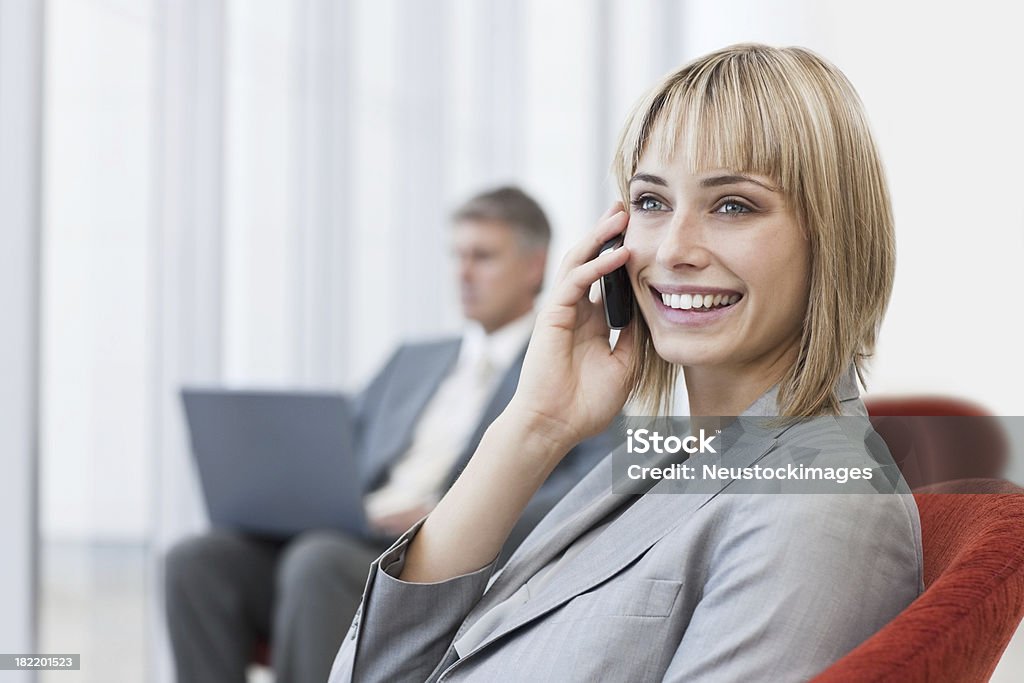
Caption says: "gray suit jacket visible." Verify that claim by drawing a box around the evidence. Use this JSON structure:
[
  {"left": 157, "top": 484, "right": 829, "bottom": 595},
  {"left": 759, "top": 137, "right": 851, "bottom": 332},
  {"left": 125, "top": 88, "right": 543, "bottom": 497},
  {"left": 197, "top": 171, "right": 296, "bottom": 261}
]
[
  {"left": 354, "top": 339, "right": 615, "bottom": 557},
  {"left": 330, "top": 370, "right": 923, "bottom": 682}
]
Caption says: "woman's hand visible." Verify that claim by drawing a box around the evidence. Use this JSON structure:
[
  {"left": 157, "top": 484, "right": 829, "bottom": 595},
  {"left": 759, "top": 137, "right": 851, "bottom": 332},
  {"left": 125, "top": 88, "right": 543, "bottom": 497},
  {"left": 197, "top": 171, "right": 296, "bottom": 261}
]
[
  {"left": 507, "top": 202, "right": 636, "bottom": 454},
  {"left": 395, "top": 204, "right": 636, "bottom": 584}
]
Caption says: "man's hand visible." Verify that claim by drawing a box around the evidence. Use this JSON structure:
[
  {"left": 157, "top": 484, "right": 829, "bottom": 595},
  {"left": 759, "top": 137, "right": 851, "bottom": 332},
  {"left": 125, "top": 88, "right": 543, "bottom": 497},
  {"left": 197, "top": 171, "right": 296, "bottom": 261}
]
[{"left": 368, "top": 503, "right": 434, "bottom": 537}]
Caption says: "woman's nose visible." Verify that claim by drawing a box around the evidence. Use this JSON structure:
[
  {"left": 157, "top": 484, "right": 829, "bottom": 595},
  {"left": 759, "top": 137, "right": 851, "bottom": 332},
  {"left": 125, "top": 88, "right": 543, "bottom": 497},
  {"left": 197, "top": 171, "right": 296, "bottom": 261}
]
[{"left": 656, "top": 211, "right": 712, "bottom": 271}]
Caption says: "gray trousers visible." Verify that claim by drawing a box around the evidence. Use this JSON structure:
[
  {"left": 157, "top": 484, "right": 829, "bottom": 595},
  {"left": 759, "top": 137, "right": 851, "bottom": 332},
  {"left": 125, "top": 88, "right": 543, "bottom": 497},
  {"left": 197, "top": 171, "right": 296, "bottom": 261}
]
[{"left": 164, "top": 529, "right": 390, "bottom": 683}]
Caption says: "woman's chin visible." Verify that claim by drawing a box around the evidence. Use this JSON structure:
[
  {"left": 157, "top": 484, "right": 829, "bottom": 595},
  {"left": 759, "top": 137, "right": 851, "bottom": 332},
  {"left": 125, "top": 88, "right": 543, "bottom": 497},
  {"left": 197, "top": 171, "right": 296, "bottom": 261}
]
[{"left": 649, "top": 337, "right": 721, "bottom": 369}]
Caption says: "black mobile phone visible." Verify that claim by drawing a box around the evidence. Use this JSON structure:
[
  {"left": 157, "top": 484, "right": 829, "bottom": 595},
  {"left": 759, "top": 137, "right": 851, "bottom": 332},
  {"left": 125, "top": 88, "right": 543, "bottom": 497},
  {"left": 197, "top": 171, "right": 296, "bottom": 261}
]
[{"left": 599, "top": 236, "right": 632, "bottom": 329}]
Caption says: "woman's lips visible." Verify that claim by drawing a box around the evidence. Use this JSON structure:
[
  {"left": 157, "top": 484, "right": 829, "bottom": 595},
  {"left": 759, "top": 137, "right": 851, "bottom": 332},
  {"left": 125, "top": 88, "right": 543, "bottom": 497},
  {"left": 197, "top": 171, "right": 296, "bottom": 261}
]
[{"left": 649, "top": 285, "right": 743, "bottom": 327}]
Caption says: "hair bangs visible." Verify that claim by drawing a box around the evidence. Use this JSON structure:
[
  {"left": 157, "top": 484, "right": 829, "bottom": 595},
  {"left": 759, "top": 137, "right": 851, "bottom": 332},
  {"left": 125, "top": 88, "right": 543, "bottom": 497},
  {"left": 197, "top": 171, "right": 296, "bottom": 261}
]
[{"left": 617, "top": 48, "right": 812, "bottom": 204}]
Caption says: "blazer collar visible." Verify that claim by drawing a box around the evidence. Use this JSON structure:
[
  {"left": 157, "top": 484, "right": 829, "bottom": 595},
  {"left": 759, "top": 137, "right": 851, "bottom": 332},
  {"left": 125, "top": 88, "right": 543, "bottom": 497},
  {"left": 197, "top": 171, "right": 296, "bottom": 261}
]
[
  {"left": 447, "top": 364, "right": 863, "bottom": 670},
  {"left": 360, "top": 341, "right": 461, "bottom": 490},
  {"left": 447, "top": 431, "right": 779, "bottom": 672},
  {"left": 441, "top": 345, "right": 529, "bottom": 490}
]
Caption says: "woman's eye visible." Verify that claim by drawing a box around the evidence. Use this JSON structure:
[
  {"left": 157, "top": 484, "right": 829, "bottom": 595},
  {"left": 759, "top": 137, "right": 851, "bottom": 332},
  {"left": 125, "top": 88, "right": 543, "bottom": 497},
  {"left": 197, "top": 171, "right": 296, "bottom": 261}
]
[
  {"left": 631, "top": 196, "right": 665, "bottom": 212},
  {"left": 715, "top": 199, "right": 751, "bottom": 215}
]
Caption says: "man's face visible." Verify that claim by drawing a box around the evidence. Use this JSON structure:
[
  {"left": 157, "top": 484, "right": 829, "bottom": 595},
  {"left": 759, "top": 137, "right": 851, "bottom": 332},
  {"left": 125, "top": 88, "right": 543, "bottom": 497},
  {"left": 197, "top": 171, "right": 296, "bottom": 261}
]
[{"left": 452, "top": 219, "right": 545, "bottom": 333}]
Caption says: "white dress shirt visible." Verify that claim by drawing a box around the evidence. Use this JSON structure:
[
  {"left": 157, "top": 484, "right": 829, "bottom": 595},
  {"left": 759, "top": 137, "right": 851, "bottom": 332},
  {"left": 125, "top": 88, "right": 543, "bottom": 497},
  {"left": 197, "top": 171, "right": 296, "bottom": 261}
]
[{"left": 363, "top": 311, "right": 536, "bottom": 519}]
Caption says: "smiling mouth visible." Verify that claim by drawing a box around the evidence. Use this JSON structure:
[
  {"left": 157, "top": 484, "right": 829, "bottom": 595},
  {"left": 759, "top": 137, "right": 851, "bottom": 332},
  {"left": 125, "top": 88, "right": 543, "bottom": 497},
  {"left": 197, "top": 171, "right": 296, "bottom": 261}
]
[{"left": 651, "top": 287, "right": 743, "bottom": 311}]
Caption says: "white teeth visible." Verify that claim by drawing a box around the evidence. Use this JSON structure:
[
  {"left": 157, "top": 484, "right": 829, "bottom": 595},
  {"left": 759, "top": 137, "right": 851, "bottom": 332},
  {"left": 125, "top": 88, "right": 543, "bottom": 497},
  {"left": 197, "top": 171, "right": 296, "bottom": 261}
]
[{"left": 659, "top": 291, "right": 740, "bottom": 310}]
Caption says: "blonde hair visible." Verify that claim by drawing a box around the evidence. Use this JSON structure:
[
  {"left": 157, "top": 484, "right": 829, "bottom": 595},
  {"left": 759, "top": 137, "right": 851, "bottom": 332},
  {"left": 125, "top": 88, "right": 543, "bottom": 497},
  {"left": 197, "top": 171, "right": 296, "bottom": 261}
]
[{"left": 612, "top": 44, "right": 895, "bottom": 417}]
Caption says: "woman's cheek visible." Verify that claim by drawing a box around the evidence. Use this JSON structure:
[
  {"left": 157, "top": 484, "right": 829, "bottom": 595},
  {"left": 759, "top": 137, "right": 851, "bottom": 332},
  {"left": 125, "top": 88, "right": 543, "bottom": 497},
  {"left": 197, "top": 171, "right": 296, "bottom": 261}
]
[
  {"left": 624, "top": 245, "right": 652, "bottom": 293},
  {"left": 623, "top": 227, "right": 659, "bottom": 266}
]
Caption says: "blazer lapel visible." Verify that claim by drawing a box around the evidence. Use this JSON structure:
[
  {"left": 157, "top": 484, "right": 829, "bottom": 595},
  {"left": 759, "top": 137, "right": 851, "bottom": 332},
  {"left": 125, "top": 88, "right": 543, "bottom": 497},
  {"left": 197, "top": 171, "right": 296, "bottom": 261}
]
[
  {"left": 361, "top": 340, "right": 461, "bottom": 490},
  {"left": 441, "top": 345, "right": 528, "bottom": 489},
  {"left": 453, "top": 425, "right": 781, "bottom": 666}
]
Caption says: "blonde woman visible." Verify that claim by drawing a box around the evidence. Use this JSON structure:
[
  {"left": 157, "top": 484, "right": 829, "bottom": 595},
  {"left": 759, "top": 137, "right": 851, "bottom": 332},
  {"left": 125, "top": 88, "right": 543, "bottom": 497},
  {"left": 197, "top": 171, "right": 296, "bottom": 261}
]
[{"left": 328, "top": 43, "right": 922, "bottom": 682}]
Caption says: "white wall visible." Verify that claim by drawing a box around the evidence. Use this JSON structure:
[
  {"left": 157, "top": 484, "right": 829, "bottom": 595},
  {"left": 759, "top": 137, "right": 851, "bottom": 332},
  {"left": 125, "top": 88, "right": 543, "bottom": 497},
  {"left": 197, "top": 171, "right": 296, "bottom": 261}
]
[
  {"left": 223, "top": 0, "right": 298, "bottom": 385},
  {"left": 0, "top": 0, "right": 41, "bottom": 676},
  {"left": 678, "top": 0, "right": 1024, "bottom": 414},
  {"left": 42, "top": 0, "right": 154, "bottom": 541}
]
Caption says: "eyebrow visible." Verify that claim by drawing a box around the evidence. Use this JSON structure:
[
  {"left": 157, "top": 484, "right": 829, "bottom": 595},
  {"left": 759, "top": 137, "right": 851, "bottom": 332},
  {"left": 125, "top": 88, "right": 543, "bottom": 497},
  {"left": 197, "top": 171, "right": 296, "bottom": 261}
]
[
  {"left": 628, "top": 172, "right": 668, "bottom": 187},
  {"left": 629, "top": 172, "right": 778, "bottom": 192},
  {"left": 701, "top": 174, "right": 778, "bottom": 192}
]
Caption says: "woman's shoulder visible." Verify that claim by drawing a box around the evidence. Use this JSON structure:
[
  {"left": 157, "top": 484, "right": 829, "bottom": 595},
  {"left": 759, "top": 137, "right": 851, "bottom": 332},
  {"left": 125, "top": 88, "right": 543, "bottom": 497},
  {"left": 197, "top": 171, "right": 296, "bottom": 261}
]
[
  {"left": 698, "top": 413, "right": 922, "bottom": 566},
  {"left": 702, "top": 480, "right": 923, "bottom": 595},
  {"left": 765, "top": 413, "right": 909, "bottom": 493}
]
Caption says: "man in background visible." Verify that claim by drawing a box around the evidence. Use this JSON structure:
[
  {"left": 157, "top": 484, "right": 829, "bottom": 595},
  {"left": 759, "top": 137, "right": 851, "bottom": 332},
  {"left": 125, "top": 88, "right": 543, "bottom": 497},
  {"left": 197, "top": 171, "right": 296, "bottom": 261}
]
[{"left": 164, "top": 186, "right": 615, "bottom": 683}]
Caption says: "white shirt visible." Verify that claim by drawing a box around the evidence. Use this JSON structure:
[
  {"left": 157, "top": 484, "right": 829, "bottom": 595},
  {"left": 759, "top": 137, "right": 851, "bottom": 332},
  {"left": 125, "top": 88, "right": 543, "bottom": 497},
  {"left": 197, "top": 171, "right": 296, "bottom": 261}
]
[{"left": 363, "top": 311, "right": 536, "bottom": 519}]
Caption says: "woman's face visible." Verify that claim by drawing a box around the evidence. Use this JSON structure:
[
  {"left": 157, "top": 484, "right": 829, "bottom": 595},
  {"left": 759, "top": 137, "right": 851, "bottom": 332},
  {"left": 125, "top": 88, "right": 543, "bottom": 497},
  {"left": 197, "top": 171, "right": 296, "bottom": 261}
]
[{"left": 624, "top": 138, "right": 811, "bottom": 375}]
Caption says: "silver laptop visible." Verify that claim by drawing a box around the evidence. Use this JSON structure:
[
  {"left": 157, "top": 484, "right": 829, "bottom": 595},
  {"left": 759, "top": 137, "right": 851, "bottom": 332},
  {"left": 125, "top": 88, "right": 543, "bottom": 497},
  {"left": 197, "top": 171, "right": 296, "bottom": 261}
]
[{"left": 181, "top": 388, "right": 370, "bottom": 539}]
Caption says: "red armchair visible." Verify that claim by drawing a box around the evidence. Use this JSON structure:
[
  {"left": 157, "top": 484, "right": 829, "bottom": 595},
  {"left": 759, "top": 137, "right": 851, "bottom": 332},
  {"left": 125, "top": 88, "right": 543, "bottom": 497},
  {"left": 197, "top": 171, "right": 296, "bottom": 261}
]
[
  {"left": 813, "top": 479, "right": 1024, "bottom": 682},
  {"left": 864, "top": 396, "right": 1009, "bottom": 489}
]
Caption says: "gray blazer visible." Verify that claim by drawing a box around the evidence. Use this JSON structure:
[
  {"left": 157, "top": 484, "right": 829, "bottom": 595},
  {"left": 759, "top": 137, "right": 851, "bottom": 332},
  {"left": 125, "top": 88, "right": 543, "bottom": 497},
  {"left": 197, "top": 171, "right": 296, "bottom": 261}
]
[
  {"left": 330, "top": 370, "right": 923, "bottom": 682},
  {"left": 354, "top": 339, "right": 614, "bottom": 557}
]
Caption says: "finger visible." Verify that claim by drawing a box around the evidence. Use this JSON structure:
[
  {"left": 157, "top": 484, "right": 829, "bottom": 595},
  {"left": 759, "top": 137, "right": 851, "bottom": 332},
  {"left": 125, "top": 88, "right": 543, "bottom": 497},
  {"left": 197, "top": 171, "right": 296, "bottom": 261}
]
[
  {"left": 555, "top": 209, "right": 629, "bottom": 282},
  {"left": 550, "top": 243, "right": 630, "bottom": 309},
  {"left": 598, "top": 200, "right": 624, "bottom": 221},
  {"left": 563, "top": 206, "right": 627, "bottom": 271}
]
